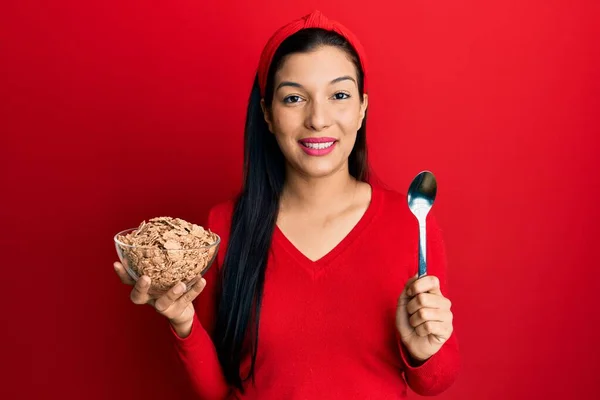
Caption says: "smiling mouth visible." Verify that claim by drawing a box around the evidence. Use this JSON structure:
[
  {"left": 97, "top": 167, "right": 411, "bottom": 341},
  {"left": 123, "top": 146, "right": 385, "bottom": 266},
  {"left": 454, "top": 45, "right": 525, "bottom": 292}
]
[{"left": 299, "top": 141, "right": 336, "bottom": 149}]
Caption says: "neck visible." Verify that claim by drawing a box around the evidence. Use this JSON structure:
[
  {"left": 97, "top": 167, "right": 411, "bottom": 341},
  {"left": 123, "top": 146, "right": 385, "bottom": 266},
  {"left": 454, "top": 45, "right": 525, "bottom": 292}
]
[{"left": 280, "top": 164, "right": 358, "bottom": 212}]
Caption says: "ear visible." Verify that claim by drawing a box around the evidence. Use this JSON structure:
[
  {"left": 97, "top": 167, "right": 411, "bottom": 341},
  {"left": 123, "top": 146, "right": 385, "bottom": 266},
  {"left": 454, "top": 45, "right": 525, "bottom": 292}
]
[
  {"left": 358, "top": 93, "right": 368, "bottom": 130},
  {"left": 260, "top": 99, "right": 274, "bottom": 133}
]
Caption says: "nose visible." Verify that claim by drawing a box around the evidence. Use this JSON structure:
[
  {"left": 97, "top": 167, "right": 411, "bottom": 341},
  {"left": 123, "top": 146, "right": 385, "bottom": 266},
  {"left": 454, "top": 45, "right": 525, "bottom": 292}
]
[{"left": 305, "top": 99, "right": 332, "bottom": 132}]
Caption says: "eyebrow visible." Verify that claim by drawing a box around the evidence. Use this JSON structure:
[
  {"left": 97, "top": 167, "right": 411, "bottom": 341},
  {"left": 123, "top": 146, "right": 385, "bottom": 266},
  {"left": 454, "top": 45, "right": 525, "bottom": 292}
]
[{"left": 276, "top": 75, "right": 357, "bottom": 91}]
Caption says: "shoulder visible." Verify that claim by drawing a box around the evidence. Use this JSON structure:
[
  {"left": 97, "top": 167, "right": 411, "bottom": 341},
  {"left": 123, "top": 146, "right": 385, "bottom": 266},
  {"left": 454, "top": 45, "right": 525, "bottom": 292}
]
[
  {"left": 205, "top": 197, "right": 237, "bottom": 267},
  {"left": 206, "top": 197, "right": 237, "bottom": 242},
  {"left": 372, "top": 184, "right": 410, "bottom": 219},
  {"left": 207, "top": 198, "right": 235, "bottom": 227},
  {"left": 375, "top": 184, "right": 407, "bottom": 207}
]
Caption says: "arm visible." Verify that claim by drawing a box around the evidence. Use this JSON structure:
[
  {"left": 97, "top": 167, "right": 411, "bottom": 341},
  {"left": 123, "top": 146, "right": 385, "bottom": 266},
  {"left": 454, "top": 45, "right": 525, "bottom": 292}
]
[
  {"left": 169, "top": 205, "right": 232, "bottom": 400},
  {"left": 397, "top": 213, "right": 461, "bottom": 396}
]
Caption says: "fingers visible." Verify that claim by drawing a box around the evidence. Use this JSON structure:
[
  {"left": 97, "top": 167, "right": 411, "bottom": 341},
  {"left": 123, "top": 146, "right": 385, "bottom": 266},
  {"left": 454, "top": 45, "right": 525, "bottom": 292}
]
[
  {"left": 115, "top": 261, "right": 152, "bottom": 306},
  {"left": 406, "top": 292, "right": 453, "bottom": 341},
  {"left": 155, "top": 282, "right": 187, "bottom": 312},
  {"left": 406, "top": 275, "right": 442, "bottom": 297},
  {"left": 414, "top": 321, "right": 452, "bottom": 341},
  {"left": 164, "top": 278, "right": 207, "bottom": 319},
  {"left": 114, "top": 262, "right": 135, "bottom": 285},
  {"left": 401, "top": 274, "right": 418, "bottom": 296},
  {"left": 399, "top": 274, "right": 454, "bottom": 343},
  {"left": 409, "top": 306, "right": 452, "bottom": 328},
  {"left": 155, "top": 278, "right": 207, "bottom": 319},
  {"left": 406, "top": 293, "right": 451, "bottom": 314},
  {"left": 179, "top": 278, "right": 207, "bottom": 305},
  {"left": 130, "top": 275, "right": 152, "bottom": 305}
]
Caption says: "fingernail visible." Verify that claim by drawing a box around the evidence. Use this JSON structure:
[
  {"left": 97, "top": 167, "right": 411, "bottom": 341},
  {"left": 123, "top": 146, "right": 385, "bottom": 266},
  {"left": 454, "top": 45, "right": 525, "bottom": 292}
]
[
  {"left": 173, "top": 283, "right": 184, "bottom": 294},
  {"left": 140, "top": 277, "right": 149, "bottom": 287},
  {"left": 201, "top": 278, "right": 206, "bottom": 286},
  {"left": 113, "top": 263, "right": 119, "bottom": 270}
]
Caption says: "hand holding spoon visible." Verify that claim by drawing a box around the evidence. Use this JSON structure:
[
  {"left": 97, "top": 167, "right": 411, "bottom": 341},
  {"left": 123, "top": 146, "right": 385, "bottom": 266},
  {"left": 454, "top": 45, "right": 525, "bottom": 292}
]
[{"left": 407, "top": 171, "right": 438, "bottom": 278}]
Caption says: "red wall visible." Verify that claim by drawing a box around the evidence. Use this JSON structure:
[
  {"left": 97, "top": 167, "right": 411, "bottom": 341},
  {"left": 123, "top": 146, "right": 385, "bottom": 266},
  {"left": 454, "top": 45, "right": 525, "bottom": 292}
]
[{"left": 3, "top": 1, "right": 599, "bottom": 399}]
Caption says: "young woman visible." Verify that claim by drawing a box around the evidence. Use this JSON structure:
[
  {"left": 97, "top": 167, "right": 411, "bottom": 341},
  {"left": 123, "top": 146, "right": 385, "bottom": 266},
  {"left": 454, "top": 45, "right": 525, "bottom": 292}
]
[{"left": 114, "top": 10, "right": 460, "bottom": 399}]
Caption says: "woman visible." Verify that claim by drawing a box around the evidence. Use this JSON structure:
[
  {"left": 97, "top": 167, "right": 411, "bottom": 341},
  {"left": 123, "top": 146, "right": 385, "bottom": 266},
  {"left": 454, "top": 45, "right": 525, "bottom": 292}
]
[{"left": 114, "top": 10, "right": 459, "bottom": 399}]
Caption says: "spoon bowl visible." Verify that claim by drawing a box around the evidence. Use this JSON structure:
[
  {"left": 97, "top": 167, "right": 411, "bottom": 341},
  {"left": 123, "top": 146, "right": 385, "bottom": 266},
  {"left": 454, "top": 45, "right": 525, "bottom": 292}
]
[{"left": 407, "top": 171, "right": 438, "bottom": 277}]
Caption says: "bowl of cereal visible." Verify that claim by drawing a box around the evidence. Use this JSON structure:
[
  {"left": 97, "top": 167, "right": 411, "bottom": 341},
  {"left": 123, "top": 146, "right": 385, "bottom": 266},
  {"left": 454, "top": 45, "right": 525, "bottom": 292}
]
[{"left": 114, "top": 217, "right": 220, "bottom": 297}]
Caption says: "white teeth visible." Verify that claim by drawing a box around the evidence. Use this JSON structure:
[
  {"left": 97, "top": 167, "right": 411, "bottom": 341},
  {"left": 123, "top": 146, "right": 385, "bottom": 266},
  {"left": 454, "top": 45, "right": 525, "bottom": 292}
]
[{"left": 303, "top": 141, "right": 334, "bottom": 149}]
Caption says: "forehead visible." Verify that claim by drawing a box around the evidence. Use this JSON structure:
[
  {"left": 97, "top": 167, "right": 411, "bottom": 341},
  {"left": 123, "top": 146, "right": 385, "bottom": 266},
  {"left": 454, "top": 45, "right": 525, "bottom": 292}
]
[{"left": 275, "top": 46, "right": 357, "bottom": 84}]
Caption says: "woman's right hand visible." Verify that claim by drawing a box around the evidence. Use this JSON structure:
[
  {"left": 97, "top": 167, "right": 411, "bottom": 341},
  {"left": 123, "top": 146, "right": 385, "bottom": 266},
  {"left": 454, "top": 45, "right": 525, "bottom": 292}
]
[{"left": 113, "top": 261, "right": 207, "bottom": 337}]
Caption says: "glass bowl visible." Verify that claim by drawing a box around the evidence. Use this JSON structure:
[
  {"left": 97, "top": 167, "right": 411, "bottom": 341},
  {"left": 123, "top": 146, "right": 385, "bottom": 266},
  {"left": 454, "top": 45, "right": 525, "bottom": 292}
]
[{"left": 114, "top": 228, "right": 220, "bottom": 297}]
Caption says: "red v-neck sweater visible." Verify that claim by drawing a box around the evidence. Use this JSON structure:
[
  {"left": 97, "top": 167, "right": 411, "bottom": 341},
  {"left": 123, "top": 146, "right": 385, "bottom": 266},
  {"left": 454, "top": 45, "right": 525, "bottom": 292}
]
[{"left": 170, "top": 185, "right": 460, "bottom": 399}]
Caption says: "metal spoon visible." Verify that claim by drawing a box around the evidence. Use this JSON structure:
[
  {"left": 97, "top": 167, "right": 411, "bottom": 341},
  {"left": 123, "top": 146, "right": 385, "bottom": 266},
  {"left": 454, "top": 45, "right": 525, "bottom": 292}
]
[{"left": 407, "top": 171, "right": 438, "bottom": 278}]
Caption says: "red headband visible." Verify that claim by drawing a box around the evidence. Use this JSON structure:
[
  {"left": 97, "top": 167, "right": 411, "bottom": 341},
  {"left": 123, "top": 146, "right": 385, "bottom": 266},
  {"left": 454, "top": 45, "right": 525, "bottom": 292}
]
[{"left": 257, "top": 10, "right": 369, "bottom": 97}]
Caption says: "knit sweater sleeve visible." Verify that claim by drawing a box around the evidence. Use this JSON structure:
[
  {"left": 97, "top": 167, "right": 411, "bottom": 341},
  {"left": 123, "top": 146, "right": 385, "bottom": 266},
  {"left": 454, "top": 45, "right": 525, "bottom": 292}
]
[
  {"left": 169, "top": 203, "right": 233, "bottom": 400},
  {"left": 397, "top": 213, "right": 461, "bottom": 396}
]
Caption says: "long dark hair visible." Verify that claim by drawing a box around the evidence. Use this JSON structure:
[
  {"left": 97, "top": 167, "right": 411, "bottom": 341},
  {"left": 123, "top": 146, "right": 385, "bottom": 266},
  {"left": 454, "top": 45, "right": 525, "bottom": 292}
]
[{"left": 214, "top": 28, "right": 370, "bottom": 391}]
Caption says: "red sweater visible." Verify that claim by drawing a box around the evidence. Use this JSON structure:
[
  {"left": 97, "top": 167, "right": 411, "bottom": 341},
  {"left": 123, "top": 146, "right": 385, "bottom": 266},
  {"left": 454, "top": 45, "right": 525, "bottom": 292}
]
[{"left": 170, "top": 184, "right": 460, "bottom": 399}]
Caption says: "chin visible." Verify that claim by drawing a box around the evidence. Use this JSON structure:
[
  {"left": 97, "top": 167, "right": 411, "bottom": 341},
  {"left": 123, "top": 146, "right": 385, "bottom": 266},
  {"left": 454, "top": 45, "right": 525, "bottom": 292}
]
[{"left": 298, "top": 159, "right": 344, "bottom": 178}]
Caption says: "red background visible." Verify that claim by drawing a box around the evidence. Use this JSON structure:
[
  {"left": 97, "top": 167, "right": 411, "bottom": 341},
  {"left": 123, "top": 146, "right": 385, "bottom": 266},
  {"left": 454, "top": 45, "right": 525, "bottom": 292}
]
[{"left": 2, "top": 1, "right": 599, "bottom": 399}]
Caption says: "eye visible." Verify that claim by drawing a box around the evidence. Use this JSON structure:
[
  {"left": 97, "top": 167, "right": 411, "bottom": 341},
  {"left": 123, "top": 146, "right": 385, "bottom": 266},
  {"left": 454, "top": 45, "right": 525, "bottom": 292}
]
[
  {"left": 333, "top": 92, "right": 350, "bottom": 100},
  {"left": 283, "top": 95, "right": 303, "bottom": 104}
]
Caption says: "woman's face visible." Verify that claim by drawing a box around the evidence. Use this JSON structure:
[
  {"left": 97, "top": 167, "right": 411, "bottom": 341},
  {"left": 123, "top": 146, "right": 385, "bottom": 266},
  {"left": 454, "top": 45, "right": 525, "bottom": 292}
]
[{"left": 263, "top": 45, "right": 368, "bottom": 179}]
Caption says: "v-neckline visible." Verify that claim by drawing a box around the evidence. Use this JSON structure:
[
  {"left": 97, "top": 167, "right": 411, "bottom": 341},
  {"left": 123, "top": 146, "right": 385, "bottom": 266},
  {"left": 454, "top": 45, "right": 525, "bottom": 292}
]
[{"left": 272, "top": 184, "right": 382, "bottom": 270}]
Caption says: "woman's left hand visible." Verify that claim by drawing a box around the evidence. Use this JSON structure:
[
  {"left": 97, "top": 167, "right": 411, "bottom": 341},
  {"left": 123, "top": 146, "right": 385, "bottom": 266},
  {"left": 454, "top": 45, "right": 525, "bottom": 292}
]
[{"left": 396, "top": 274, "right": 454, "bottom": 363}]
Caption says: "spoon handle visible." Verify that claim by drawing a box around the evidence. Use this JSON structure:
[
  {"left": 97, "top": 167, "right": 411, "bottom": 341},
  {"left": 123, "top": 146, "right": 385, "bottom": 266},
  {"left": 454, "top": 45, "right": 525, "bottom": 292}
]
[{"left": 418, "top": 221, "right": 427, "bottom": 278}]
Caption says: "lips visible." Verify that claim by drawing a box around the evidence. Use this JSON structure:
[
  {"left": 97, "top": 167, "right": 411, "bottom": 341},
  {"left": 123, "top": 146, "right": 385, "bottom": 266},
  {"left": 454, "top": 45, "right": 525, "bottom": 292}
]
[
  {"left": 297, "top": 137, "right": 337, "bottom": 156},
  {"left": 298, "top": 137, "right": 337, "bottom": 144}
]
